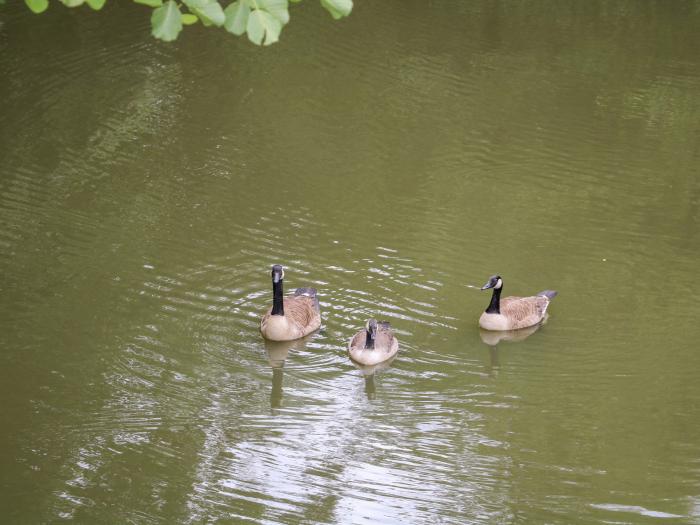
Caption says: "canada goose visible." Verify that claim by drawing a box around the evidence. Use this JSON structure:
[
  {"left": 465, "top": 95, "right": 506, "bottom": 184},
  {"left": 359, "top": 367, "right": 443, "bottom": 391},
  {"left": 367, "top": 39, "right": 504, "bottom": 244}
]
[
  {"left": 260, "top": 264, "right": 321, "bottom": 341},
  {"left": 479, "top": 275, "right": 557, "bottom": 331},
  {"left": 348, "top": 319, "right": 399, "bottom": 366}
]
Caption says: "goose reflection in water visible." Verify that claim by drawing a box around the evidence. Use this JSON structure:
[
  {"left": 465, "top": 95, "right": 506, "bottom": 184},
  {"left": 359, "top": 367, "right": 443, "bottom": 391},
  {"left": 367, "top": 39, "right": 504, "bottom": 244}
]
[
  {"left": 351, "top": 356, "right": 396, "bottom": 401},
  {"left": 264, "top": 338, "right": 308, "bottom": 409},
  {"left": 478, "top": 320, "right": 545, "bottom": 347},
  {"left": 479, "top": 321, "right": 546, "bottom": 377}
]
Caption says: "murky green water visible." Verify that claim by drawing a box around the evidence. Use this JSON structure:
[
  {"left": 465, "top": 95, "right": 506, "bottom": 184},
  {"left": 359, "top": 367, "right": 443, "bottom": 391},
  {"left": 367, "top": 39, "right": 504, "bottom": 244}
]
[{"left": 2, "top": 1, "right": 700, "bottom": 523}]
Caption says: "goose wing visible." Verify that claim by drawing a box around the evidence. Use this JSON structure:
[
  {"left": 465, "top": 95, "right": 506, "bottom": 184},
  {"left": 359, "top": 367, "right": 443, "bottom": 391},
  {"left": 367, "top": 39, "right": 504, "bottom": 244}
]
[
  {"left": 349, "top": 330, "right": 367, "bottom": 350},
  {"left": 348, "top": 326, "right": 396, "bottom": 353},
  {"left": 374, "top": 323, "right": 398, "bottom": 355},
  {"left": 500, "top": 295, "right": 550, "bottom": 329},
  {"left": 294, "top": 287, "right": 320, "bottom": 312},
  {"left": 283, "top": 295, "right": 321, "bottom": 335}
]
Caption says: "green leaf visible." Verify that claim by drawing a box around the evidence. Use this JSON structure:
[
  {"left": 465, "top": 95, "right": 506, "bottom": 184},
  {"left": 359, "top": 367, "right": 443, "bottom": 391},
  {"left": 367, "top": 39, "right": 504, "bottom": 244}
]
[
  {"left": 151, "top": 0, "right": 183, "bottom": 41},
  {"left": 182, "top": 0, "right": 225, "bottom": 27},
  {"left": 320, "top": 0, "right": 351, "bottom": 19},
  {"left": 247, "top": 8, "right": 281, "bottom": 45},
  {"left": 25, "top": 0, "right": 49, "bottom": 13},
  {"left": 60, "top": 0, "right": 86, "bottom": 6},
  {"left": 86, "top": 0, "right": 106, "bottom": 9},
  {"left": 258, "top": 0, "right": 289, "bottom": 25},
  {"left": 181, "top": 12, "right": 198, "bottom": 24},
  {"left": 194, "top": 1, "right": 225, "bottom": 26},
  {"left": 133, "top": 0, "right": 162, "bottom": 7},
  {"left": 224, "top": 0, "right": 250, "bottom": 36}
]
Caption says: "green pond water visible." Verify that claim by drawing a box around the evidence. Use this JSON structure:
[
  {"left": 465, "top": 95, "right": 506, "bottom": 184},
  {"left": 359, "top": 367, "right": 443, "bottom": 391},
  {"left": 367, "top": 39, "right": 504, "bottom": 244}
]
[{"left": 2, "top": 1, "right": 700, "bottom": 523}]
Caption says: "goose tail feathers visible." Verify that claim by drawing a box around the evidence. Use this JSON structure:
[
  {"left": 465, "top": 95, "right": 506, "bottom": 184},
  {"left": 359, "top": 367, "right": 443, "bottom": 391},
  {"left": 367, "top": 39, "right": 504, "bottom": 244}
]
[
  {"left": 294, "top": 287, "right": 320, "bottom": 311},
  {"left": 537, "top": 290, "right": 558, "bottom": 300}
]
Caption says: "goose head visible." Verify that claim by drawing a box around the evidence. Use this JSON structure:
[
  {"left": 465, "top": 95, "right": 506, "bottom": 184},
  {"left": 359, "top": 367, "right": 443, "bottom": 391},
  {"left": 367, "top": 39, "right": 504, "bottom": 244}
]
[
  {"left": 365, "top": 318, "right": 378, "bottom": 337},
  {"left": 365, "top": 318, "right": 378, "bottom": 349},
  {"left": 271, "top": 264, "right": 285, "bottom": 284},
  {"left": 481, "top": 275, "right": 503, "bottom": 291}
]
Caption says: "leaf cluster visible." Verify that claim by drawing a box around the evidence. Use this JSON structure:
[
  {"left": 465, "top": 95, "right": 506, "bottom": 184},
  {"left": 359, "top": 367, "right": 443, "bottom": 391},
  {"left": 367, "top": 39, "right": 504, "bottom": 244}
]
[{"left": 21, "top": 0, "right": 353, "bottom": 45}]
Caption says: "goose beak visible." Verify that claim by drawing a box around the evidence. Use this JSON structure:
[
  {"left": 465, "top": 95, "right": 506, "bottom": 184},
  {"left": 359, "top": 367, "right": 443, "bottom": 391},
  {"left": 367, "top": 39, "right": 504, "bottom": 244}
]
[{"left": 481, "top": 280, "right": 495, "bottom": 290}]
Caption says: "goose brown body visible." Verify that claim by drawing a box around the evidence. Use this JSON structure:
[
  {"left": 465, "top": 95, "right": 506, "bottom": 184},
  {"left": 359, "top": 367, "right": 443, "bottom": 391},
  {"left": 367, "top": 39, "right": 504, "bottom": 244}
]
[
  {"left": 479, "top": 295, "right": 552, "bottom": 330},
  {"left": 348, "top": 320, "right": 399, "bottom": 366},
  {"left": 260, "top": 265, "right": 321, "bottom": 341},
  {"left": 479, "top": 275, "right": 557, "bottom": 331},
  {"left": 261, "top": 296, "right": 321, "bottom": 341}
]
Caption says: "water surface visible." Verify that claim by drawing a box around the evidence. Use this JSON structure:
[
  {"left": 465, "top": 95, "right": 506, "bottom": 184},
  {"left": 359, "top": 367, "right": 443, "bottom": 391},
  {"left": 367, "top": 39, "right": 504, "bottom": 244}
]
[{"left": 2, "top": 1, "right": 700, "bottom": 523}]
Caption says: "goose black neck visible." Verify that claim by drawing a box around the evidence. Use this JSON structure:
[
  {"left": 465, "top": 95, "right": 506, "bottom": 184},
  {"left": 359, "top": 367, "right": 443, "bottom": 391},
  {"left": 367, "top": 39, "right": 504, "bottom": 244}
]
[
  {"left": 271, "top": 280, "right": 284, "bottom": 316},
  {"left": 485, "top": 286, "right": 501, "bottom": 314},
  {"left": 364, "top": 329, "right": 375, "bottom": 349}
]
